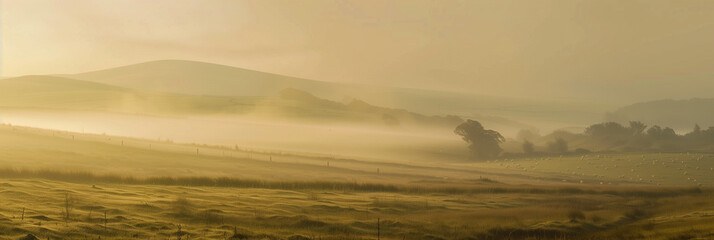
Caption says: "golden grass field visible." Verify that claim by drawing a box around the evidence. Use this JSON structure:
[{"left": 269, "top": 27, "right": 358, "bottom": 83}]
[{"left": 1, "top": 124, "right": 713, "bottom": 240}]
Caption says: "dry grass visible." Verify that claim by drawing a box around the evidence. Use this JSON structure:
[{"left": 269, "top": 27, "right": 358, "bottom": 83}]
[
  {"left": 0, "top": 175, "right": 712, "bottom": 239},
  {"left": 1, "top": 126, "right": 713, "bottom": 239},
  {"left": 0, "top": 168, "right": 708, "bottom": 199}
]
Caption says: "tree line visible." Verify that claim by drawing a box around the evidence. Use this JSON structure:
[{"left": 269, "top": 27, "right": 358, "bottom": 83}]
[{"left": 455, "top": 119, "right": 714, "bottom": 160}]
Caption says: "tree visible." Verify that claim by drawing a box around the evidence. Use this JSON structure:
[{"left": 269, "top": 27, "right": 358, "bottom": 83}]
[
  {"left": 685, "top": 124, "right": 703, "bottom": 140},
  {"left": 648, "top": 125, "right": 677, "bottom": 139},
  {"left": 522, "top": 140, "right": 535, "bottom": 155},
  {"left": 454, "top": 120, "right": 505, "bottom": 159},
  {"left": 628, "top": 121, "right": 647, "bottom": 135},
  {"left": 661, "top": 127, "right": 677, "bottom": 139},
  {"left": 547, "top": 138, "right": 568, "bottom": 153},
  {"left": 703, "top": 127, "right": 714, "bottom": 139},
  {"left": 585, "top": 122, "right": 629, "bottom": 137},
  {"left": 647, "top": 125, "right": 663, "bottom": 136}
]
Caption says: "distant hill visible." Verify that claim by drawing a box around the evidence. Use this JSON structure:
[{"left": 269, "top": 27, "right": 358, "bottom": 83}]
[
  {"left": 65, "top": 60, "right": 609, "bottom": 131},
  {"left": 0, "top": 75, "right": 129, "bottom": 110},
  {"left": 605, "top": 98, "right": 714, "bottom": 131},
  {"left": 0, "top": 75, "right": 265, "bottom": 115},
  {"left": 279, "top": 88, "right": 464, "bottom": 128},
  {"left": 0, "top": 75, "right": 466, "bottom": 128},
  {"left": 68, "top": 59, "right": 338, "bottom": 97}
]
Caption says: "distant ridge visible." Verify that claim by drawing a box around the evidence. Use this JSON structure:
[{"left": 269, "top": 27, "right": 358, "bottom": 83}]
[
  {"left": 605, "top": 98, "right": 714, "bottom": 131},
  {"left": 279, "top": 88, "right": 464, "bottom": 127},
  {"left": 0, "top": 75, "right": 129, "bottom": 110},
  {"left": 2, "top": 75, "right": 126, "bottom": 91},
  {"left": 0, "top": 73, "right": 536, "bottom": 131},
  {"left": 69, "top": 59, "right": 340, "bottom": 97},
  {"left": 62, "top": 59, "right": 607, "bottom": 132}
]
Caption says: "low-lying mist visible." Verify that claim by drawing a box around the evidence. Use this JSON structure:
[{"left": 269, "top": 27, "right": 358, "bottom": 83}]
[{"left": 0, "top": 109, "right": 469, "bottom": 162}]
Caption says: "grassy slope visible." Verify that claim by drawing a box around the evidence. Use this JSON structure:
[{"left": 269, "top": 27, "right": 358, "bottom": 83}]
[
  {"left": 473, "top": 154, "right": 714, "bottom": 187},
  {"left": 1, "top": 178, "right": 712, "bottom": 240},
  {"left": 2, "top": 125, "right": 712, "bottom": 187},
  {"left": 0, "top": 125, "right": 520, "bottom": 185},
  {"left": 1, "top": 127, "right": 714, "bottom": 239}
]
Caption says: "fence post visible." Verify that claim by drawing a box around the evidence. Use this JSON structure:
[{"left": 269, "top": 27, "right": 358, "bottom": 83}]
[{"left": 377, "top": 218, "right": 380, "bottom": 240}]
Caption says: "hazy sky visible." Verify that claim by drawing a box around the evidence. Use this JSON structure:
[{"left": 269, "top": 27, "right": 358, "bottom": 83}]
[{"left": 2, "top": 0, "right": 714, "bottom": 101}]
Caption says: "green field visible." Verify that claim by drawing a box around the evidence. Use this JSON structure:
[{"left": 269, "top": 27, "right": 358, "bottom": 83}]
[{"left": 1, "top": 125, "right": 713, "bottom": 239}]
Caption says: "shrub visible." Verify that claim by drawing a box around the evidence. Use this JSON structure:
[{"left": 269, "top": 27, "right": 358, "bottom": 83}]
[
  {"left": 624, "top": 208, "right": 648, "bottom": 220},
  {"left": 575, "top": 148, "right": 592, "bottom": 154},
  {"left": 567, "top": 209, "right": 586, "bottom": 221},
  {"left": 590, "top": 214, "right": 603, "bottom": 223},
  {"left": 548, "top": 138, "right": 568, "bottom": 153}
]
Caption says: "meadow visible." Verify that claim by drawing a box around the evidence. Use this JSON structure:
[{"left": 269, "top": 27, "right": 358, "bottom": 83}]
[
  {"left": 1, "top": 125, "right": 713, "bottom": 239},
  {"left": 4, "top": 2, "right": 714, "bottom": 239}
]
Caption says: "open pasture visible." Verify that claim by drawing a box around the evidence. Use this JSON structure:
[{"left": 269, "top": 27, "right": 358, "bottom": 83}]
[
  {"left": 1, "top": 125, "right": 714, "bottom": 239},
  {"left": 475, "top": 153, "right": 714, "bottom": 187},
  {"left": 0, "top": 177, "right": 713, "bottom": 240}
]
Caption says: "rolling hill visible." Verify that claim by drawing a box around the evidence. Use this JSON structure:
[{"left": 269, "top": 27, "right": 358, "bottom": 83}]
[
  {"left": 279, "top": 88, "right": 464, "bottom": 127},
  {"left": 0, "top": 75, "right": 472, "bottom": 128},
  {"left": 0, "top": 75, "right": 130, "bottom": 110},
  {"left": 67, "top": 59, "right": 338, "bottom": 97},
  {"left": 605, "top": 98, "right": 714, "bottom": 132},
  {"left": 66, "top": 60, "right": 611, "bottom": 131},
  {"left": 0, "top": 75, "right": 271, "bottom": 115},
  {"left": 67, "top": 59, "right": 512, "bottom": 116}
]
